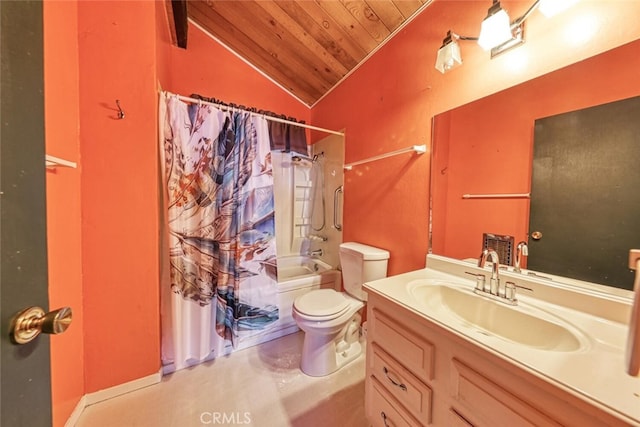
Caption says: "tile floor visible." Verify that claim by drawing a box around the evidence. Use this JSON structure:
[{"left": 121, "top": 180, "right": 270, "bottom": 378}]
[{"left": 75, "top": 332, "right": 368, "bottom": 427}]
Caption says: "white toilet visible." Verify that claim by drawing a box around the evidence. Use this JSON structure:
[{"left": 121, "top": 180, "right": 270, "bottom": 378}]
[{"left": 292, "top": 242, "right": 390, "bottom": 376}]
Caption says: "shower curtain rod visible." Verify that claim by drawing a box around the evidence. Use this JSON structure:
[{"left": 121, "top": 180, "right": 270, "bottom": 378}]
[{"left": 163, "top": 91, "right": 345, "bottom": 137}]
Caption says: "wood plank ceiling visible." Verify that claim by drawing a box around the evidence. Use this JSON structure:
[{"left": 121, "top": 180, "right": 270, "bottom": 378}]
[{"left": 186, "top": 1, "right": 433, "bottom": 106}]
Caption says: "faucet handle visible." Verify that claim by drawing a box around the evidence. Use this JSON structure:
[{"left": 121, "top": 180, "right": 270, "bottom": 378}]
[
  {"left": 465, "top": 272, "right": 486, "bottom": 292},
  {"left": 516, "top": 241, "right": 528, "bottom": 253},
  {"left": 505, "top": 281, "right": 517, "bottom": 303}
]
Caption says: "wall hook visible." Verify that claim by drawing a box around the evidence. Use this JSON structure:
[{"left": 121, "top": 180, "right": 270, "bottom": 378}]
[{"left": 116, "top": 99, "right": 125, "bottom": 119}]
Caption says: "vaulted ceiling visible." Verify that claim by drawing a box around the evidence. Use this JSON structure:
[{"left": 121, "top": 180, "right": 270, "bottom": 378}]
[{"left": 169, "top": 1, "right": 433, "bottom": 106}]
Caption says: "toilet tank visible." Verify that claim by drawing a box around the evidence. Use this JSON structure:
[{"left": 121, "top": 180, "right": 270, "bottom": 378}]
[{"left": 339, "top": 242, "right": 390, "bottom": 301}]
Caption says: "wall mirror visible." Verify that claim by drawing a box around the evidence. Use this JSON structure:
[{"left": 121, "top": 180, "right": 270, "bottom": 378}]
[{"left": 429, "top": 39, "right": 640, "bottom": 291}]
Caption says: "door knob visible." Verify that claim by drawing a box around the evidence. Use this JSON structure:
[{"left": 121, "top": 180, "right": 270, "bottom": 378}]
[
  {"left": 9, "top": 306, "right": 72, "bottom": 345},
  {"left": 531, "top": 231, "right": 543, "bottom": 240}
]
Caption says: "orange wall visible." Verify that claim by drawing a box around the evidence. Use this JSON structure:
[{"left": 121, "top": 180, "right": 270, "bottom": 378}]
[
  {"left": 432, "top": 40, "right": 640, "bottom": 260},
  {"left": 311, "top": 0, "right": 640, "bottom": 276},
  {"left": 42, "top": 0, "right": 640, "bottom": 421},
  {"left": 73, "top": 1, "right": 310, "bottom": 395},
  {"left": 43, "top": 1, "right": 84, "bottom": 425},
  {"left": 78, "top": 1, "right": 160, "bottom": 393}
]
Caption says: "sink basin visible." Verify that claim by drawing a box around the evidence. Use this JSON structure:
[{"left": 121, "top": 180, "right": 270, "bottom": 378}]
[{"left": 408, "top": 280, "right": 587, "bottom": 352}]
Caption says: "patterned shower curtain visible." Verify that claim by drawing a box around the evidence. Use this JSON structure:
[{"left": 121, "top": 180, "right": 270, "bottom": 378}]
[{"left": 159, "top": 93, "right": 278, "bottom": 370}]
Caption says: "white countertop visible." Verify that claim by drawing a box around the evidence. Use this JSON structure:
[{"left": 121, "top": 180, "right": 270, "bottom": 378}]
[{"left": 363, "top": 255, "right": 640, "bottom": 426}]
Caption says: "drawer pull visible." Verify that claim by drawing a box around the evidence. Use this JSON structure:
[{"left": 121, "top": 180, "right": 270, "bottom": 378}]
[
  {"left": 381, "top": 411, "right": 391, "bottom": 427},
  {"left": 383, "top": 366, "right": 407, "bottom": 391}
]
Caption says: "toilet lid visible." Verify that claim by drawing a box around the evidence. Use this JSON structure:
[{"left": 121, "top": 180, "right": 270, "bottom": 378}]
[{"left": 293, "top": 289, "right": 350, "bottom": 317}]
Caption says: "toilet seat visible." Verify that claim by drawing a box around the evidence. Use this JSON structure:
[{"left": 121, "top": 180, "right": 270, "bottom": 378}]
[{"left": 293, "top": 289, "right": 352, "bottom": 320}]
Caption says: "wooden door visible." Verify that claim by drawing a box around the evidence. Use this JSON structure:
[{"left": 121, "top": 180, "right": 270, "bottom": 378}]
[
  {"left": 528, "top": 96, "right": 640, "bottom": 290},
  {"left": 0, "top": 1, "right": 52, "bottom": 425}
]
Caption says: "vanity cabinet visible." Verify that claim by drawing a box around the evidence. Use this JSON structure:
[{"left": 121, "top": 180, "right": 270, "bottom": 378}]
[{"left": 364, "top": 290, "right": 631, "bottom": 427}]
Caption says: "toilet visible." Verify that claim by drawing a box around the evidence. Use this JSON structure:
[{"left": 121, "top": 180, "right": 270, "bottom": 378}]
[{"left": 292, "top": 242, "right": 390, "bottom": 377}]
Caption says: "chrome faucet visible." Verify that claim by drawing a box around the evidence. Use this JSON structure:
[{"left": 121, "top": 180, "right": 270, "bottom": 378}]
[
  {"left": 514, "top": 241, "right": 528, "bottom": 273},
  {"left": 478, "top": 248, "right": 500, "bottom": 296}
]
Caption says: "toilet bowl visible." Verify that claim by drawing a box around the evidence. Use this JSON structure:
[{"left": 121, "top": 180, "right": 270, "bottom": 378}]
[{"left": 292, "top": 242, "right": 390, "bottom": 377}]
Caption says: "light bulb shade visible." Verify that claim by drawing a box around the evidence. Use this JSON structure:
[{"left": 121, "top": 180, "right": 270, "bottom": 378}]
[
  {"left": 435, "top": 40, "right": 462, "bottom": 73},
  {"left": 538, "top": 0, "right": 578, "bottom": 17},
  {"left": 478, "top": 8, "right": 513, "bottom": 50}
]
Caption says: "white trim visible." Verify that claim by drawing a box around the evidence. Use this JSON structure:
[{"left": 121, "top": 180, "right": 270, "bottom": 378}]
[
  {"left": 189, "top": 19, "right": 310, "bottom": 108},
  {"left": 64, "top": 371, "right": 162, "bottom": 425},
  {"left": 84, "top": 369, "right": 162, "bottom": 406},
  {"left": 161, "top": 324, "right": 301, "bottom": 376},
  {"left": 64, "top": 395, "right": 87, "bottom": 427}
]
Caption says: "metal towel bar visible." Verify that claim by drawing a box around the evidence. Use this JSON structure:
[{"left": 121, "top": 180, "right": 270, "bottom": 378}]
[
  {"left": 462, "top": 193, "right": 530, "bottom": 199},
  {"left": 344, "top": 144, "right": 426, "bottom": 170}
]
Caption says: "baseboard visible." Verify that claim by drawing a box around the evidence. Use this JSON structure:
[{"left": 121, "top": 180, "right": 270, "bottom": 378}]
[
  {"left": 161, "top": 351, "right": 217, "bottom": 376},
  {"left": 64, "top": 395, "right": 87, "bottom": 427},
  {"left": 64, "top": 370, "right": 162, "bottom": 426},
  {"left": 85, "top": 369, "right": 163, "bottom": 406},
  {"left": 162, "top": 325, "right": 301, "bottom": 375},
  {"left": 234, "top": 323, "right": 300, "bottom": 352}
]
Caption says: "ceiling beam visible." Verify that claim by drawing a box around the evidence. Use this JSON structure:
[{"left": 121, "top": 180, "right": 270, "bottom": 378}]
[{"left": 166, "top": 0, "right": 188, "bottom": 49}]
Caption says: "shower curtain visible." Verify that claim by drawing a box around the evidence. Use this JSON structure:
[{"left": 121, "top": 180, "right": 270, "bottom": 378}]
[{"left": 159, "top": 93, "right": 278, "bottom": 370}]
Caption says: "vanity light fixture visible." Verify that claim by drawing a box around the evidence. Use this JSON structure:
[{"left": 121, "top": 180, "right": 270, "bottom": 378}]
[
  {"left": 435, "top": 31, "right": 462, "bottom": 73},
  {"left": 435, "top": 31, "right": 478, "bottom": 74},
  {"left": 478, "top": 0, "right": 513, "bottom": 51},
  {"left": 435, "top": 0, "right": 579, "bottom": 73},
  {"left": 482, "top": 0, "right": 543, "bottom": 58}
]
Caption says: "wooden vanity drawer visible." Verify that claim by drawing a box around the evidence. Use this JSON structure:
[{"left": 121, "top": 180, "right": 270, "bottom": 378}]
[
  {"left": 371, "top": 345, "right": 432, "bottom": 424},
  {"left": 451, "top": 359, "right": 561, "bottom": 427},
  {"left": 367, "top": 376, "right": 422, "bottom": 427},
  {"left": 371, "top": 309, "right": 435, "bottom": 382},
  {"left": 449, "top": 409, "right": 474, "bottom": 427}
]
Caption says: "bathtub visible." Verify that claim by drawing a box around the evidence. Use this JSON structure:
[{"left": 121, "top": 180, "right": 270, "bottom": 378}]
[
  {"left": 240, "top": 255, "right": 341, "bottom": 350},
  {"left": 164, "top": 255, "right": 343, "bottom": 373},
  {"left": 277, "top": 255, "right": 341, "bottom": 331},
  {"left": 276, "top": 255, "right": 336, "bottom": 284}
]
